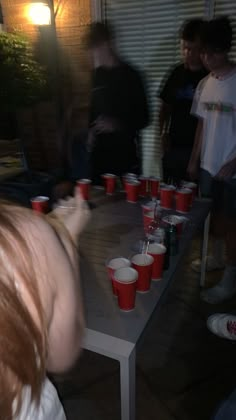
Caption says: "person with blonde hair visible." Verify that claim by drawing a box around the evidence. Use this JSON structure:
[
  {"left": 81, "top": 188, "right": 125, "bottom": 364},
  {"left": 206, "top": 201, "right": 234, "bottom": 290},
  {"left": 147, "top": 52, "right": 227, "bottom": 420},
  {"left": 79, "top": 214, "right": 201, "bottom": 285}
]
[{"left": 0, "top": 189, "right": 90, "bottom": 419}]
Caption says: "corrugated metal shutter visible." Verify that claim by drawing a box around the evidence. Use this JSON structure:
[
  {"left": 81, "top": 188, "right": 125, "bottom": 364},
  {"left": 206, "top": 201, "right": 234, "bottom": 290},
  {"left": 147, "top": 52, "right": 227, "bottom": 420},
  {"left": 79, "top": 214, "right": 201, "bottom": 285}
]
[
  {"left": 214, "top": 1, "right": 236, "bottom": 61},
  {"left": 102, "top": 0, "right": 206, "bottom": 177}
]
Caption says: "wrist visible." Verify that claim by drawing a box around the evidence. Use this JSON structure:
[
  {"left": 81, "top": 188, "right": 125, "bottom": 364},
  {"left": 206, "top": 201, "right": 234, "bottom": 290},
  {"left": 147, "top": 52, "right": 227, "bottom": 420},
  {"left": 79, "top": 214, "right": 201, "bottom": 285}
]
[{"left": 47, "top": 214, "right": 78, "bottom": 249}]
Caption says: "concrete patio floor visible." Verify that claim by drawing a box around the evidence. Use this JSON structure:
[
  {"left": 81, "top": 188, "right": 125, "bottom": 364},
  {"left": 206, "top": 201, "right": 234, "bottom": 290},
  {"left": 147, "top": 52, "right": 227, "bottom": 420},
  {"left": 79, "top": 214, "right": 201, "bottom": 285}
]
[{"left": 52, "top": 235, "right": 236, "bottom": 420}]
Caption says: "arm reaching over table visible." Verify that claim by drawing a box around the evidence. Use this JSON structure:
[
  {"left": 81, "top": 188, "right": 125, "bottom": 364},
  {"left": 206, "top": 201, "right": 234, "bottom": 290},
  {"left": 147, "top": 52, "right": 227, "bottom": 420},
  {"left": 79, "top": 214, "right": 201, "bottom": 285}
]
[
  {"left": 0, "top": 197, "right": 90, "bottom": 418},
  {"left": 49, "top": 187, "right": 91, "bottom": 246},
  {"left": 43, "top": 188, "right": 91, "bottom": 372}
]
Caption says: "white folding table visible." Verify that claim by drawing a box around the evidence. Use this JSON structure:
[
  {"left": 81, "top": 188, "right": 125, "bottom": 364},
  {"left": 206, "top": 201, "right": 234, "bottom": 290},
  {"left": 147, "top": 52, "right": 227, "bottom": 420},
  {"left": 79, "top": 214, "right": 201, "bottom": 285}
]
[{"left": 80, "top": 195, "right": 211, "bottom": 420}]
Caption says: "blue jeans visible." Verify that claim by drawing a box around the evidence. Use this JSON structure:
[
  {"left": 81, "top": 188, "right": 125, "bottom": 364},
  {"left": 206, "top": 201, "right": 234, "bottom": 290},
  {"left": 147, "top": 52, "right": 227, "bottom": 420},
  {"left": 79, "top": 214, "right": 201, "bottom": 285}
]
[
  {"left": 199, "top": 169, "right": 213, "bottom": 198},
  {"left": 200, "top": 169, "right": 236, "bottom": 218}
]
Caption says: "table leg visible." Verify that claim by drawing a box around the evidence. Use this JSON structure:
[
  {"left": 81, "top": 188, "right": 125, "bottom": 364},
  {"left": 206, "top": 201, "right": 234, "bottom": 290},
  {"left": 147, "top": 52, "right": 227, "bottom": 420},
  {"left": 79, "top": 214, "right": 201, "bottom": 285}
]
[
  {"left": 120, "top": 346, "right": 136, "bottom": 420},
  {"left": 200, "top": 211, "right": 211, "bottom": 287}
]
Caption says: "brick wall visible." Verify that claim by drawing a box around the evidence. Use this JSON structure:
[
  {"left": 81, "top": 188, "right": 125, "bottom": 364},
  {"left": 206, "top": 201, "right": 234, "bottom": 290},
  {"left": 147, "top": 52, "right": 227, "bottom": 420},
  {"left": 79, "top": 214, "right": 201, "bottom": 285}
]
[{"left": 1, "top": 0, "right": 92, "bottom": 173}]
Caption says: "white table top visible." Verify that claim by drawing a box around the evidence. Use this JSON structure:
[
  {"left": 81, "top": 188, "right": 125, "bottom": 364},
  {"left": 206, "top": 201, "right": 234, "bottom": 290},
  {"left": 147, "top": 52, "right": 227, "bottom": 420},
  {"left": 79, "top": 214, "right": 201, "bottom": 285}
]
[{"left": 80, "top": 194, "right": 210, "bottom": 345}]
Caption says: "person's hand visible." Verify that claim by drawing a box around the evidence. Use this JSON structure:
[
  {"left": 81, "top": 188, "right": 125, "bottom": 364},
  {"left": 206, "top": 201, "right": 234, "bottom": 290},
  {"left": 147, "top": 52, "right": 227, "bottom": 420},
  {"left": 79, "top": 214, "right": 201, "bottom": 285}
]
[
  {"left": 50, "top": 188, "right": 91, "bottom": 243},
  {"left": 87, "top": 127, "right": 96, "bottom": 151},
  {"left": 187, "top": 160, "right": 199, "bottom": 181},
  {"left": 93, "top": 115, "right": 120, "bottom": 134},
  {"left": 215, "top": 158, "right": 236, "bottom": 180},
  {"left": 53, "top": 181, "right": 74, "bottom": 201}
]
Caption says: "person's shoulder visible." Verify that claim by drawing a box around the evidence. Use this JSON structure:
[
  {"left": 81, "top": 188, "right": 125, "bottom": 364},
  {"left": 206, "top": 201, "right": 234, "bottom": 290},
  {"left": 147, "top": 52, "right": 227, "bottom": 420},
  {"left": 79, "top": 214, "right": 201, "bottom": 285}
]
[
  {"left": 165, "top": 63, "right": 185, "bottom": 82},
  {"left": 197, "top": 73, "right": 211, "bottom": 91},
  {"left": 119, "top": 61, "right": 146, "bottom": 87},
  {"left": 174, "top": 63, "right": 185, "bottom": 72},
  {"left": 171, "top": 63, "right": 185, "bottom": 75},
  {"left": 120, "top": 60, "right": 141, "bottom": 77}
]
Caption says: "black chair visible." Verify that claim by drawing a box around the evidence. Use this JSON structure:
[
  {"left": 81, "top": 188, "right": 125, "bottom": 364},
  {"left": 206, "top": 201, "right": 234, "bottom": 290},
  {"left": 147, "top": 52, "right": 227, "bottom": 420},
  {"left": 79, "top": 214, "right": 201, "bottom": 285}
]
[{"left": 0, "top": 139, "right": 54, "bottom": 207}]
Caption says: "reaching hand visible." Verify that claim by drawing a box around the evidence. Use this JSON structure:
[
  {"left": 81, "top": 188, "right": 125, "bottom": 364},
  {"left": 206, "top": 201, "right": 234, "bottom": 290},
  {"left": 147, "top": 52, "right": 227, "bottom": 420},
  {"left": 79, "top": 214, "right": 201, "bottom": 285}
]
[
  {"left": 93, "top": 116, "right": 120, "bottom": 134},
  {"left": 51, "top": 188, "right": 91, "bottom": 243},
  {"left": 87, "top": 127, "right": 96, "bottom": 151}
]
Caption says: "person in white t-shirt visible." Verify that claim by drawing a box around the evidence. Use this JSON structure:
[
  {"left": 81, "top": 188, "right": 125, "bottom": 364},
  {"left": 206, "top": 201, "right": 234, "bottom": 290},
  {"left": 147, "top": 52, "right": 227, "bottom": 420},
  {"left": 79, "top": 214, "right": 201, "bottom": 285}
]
[{"left": 188, "top": 16, "right": 236, "bottom": 304}]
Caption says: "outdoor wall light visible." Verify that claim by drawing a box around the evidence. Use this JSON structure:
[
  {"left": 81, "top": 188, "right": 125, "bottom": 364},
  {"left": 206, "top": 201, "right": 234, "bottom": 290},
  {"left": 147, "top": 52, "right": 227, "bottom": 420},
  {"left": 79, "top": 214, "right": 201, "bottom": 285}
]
[{"left": 29, "top": 2, "right": 51, "bottom": 25}]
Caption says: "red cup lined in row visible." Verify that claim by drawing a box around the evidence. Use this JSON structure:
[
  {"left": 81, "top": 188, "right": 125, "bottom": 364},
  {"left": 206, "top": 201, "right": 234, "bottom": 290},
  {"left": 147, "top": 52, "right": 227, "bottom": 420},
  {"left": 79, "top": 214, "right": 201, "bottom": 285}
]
[
  {"left": 102, "top": 173, "right": 117, "bottom": 195},
  {"left": 175, "top": 188, "right": 192, "bottom": 213},
  {"left": 158, "top": 183, "right": 197, "bottom": 213},
  {"left": 77, "top": 179, "right": 91, "bottom": 200},
  {"left": 143, "top": 209, "right": 187, "bottom": 238},
  {"left": 31, "top": 196, "right": 49, "bottom": 213},
  {"left": 123, "top": 175, "right": 160, "bottom": 199},
  {"left": 76, "top": 174, "right": 163, "bottom": 203},
  {"left": 106, "top": 245, "right": 166, "bottom": 311}
]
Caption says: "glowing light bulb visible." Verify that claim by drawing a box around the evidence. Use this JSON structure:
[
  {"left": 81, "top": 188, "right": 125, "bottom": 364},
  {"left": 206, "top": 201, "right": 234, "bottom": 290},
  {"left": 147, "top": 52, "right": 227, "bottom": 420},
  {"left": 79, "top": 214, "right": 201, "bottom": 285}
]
[{"left": 29, "top": 3, "right": 51, "bottom": 26}]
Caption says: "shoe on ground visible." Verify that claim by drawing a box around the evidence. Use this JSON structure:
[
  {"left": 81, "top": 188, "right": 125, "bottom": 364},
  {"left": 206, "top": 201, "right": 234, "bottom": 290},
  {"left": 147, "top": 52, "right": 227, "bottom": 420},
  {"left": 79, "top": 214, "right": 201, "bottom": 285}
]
[
  {"left": 201, "top": 265, "right": 236, "bottom": 304},
  {"left": 191, "top": 256, "right": 225, "bottom": 273},
  {"left": 207, "top": 313, "right": 236, "bottom": 340}
]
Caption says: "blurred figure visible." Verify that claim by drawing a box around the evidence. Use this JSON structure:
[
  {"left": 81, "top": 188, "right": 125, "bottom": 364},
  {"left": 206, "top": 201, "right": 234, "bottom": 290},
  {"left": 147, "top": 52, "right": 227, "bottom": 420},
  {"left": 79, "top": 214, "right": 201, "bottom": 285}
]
[
  {"left": 86, "top": 22, "right": 149, "bottom": 185},
  {"left": 57, "top": 97, "right": 91, "bottom": 198},
  {"left": 188, "top": 17, "right": 236, "bottom": 301},
  {"left": 0, "top": 190, "right": 90, "bottom": 419},
  {"left": 159, "top": 18, "right": 208, "bottom": 184}
]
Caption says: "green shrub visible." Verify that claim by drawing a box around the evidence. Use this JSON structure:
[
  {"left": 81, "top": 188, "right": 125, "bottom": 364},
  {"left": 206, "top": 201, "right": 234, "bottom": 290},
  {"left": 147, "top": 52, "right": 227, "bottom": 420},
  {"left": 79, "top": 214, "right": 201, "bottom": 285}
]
[{"left": 0, "top": 31, "right": 47, "bottom": 110}]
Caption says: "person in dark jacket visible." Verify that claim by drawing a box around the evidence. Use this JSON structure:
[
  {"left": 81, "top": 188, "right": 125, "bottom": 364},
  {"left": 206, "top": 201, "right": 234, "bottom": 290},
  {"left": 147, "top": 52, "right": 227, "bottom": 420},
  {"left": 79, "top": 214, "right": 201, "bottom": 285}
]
[{"left": 86, "top": 22, "right": 149, "bottom": 184}]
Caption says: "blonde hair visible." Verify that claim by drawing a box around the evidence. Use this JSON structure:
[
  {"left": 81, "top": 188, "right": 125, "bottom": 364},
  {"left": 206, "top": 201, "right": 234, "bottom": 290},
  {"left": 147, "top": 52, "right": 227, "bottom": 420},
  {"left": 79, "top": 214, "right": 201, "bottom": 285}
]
[{"left": 0, "top": 202, "right": 47, "bottom": 419}]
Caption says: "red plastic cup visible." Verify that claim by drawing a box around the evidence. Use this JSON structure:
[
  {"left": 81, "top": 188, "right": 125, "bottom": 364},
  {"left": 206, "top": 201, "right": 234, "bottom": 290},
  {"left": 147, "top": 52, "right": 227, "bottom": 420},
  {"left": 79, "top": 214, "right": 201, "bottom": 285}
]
[
  {"left": 124, "top": 173, "right": 137, "bottom": 179},
  {"left": 139, "top": 176, "right": 149, "bottom": 197},
  {"left": 160, "top": 185, "right": 175, "bottom": 209},
  {"left": 162, "top": 215, "right": 186, "bottom": 237},
  {"left": 182, "top": 182, "right": 198, "bottom": 206},
  {"left": 147, "top": 243, "right": 166, "bottom": 281},
  {"left": 106, "top": 257, "right": 131, "bottom": 296},
  {"left": 123, "top": 173, "right": 137, "bottom": 192},
  {"left": 31, "top": 196, "right": 49, "bottom": 213},
  {"left": 77, "top": 178, "right": 91, "bottom": 201},
  {"left": 131, "top": 254, "right": 154, "bottom": 292},
  {"left": 113, "top": 267, "right": 138, "bottom": 311},
  {"left": 141, "top": 200, "right": 156, "bottom": 216},
  {"left": 149, "top": 177, "right": 160, "bottom": 199},
  {"left": 126, "top": 180, "right": 140, "bottom": 203},
  {"left": 143, "top": 210, "right": 154, "bottom": 233},
  {"left": 175, "top": 188, "right": 192, "bottom": 213},
  {"left": 102, "top": 173, "right": 117, "bottom": 195}
]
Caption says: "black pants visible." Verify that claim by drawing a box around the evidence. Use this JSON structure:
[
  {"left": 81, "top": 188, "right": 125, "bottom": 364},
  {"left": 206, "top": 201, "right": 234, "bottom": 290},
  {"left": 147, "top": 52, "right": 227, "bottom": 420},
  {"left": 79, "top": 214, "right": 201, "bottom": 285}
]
[
  {"left": 200, "top": 169, "right": 236, "bottom": 217},
  {"left": 91, "top": 134, "right": 140, "bottom": 185}
]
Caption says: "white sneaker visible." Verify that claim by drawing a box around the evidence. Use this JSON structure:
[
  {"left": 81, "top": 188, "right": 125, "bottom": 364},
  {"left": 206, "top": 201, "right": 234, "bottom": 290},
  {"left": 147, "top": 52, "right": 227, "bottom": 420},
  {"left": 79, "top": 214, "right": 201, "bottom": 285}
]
[
  {"left": 201, "top": 265, "right": 236, "bottom": 304},
  {"left": 207, "top": 313, "right": 236, "bottom": 340},
  {"left": 191, "top": 256, "right": 225, "bottom": 273}
]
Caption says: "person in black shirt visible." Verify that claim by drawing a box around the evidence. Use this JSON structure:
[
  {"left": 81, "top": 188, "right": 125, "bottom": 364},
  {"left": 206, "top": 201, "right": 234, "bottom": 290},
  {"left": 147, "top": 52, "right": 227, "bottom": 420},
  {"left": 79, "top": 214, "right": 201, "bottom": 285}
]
[
  {"left": 159, "top": 18, "right": 208, "bottom": 183},
  {"left": 86, "top": 22, "right": 149, "bottom": 185}
]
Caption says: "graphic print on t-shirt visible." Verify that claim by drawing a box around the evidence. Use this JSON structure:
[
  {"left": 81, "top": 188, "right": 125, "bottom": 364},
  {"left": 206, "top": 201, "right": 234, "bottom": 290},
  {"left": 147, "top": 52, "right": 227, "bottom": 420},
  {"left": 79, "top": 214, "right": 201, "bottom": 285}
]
[{"left": 203, "top": 102, "right": 234, "bottom": 113}]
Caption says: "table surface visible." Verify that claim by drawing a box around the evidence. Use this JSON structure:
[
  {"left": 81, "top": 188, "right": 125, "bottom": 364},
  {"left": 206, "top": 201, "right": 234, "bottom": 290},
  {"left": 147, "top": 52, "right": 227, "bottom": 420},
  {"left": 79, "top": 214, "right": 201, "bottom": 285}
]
[{"left": 80, "top": 192, "right": 210, "bottom": 345}]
